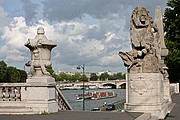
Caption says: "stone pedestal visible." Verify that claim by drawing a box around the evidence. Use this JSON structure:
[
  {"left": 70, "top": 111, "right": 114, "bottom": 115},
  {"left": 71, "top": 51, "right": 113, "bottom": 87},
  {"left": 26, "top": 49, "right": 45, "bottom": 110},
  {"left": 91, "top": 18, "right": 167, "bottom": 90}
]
[
  {"left": 125, "top": 73, "right": 168, "bottom": 119},
  {"left": 25, "top": 76, "right": 58, "bottom": 113}
]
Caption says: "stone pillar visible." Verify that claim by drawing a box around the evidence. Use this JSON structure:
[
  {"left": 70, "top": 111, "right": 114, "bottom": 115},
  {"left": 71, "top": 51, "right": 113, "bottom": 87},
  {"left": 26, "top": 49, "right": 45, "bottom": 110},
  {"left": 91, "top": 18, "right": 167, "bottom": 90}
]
[
  {"left": 125, "top": 73, "right": 168, "bottom": 119},
  {"left": 155, "top": 6, "right": 171, "bottom": 102},
  {"left": 24, "top": 27, "right": 58, "bottom": 113},
  {"left": 119, "top": 6, "right": 170, "bottom": 119}
]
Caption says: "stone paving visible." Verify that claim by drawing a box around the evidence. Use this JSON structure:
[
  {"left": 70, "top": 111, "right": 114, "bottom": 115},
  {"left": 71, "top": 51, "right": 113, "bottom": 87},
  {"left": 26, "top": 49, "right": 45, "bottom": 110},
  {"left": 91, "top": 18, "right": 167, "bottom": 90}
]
[
  {"left": 0, "top": 93, "right": 179, "bottom": 120},
  {"left": 165, "top": 93, "right": 180, "bottom": 120},
  {"left": 0, "top": 111, "right": 142, "bottom": 120}
]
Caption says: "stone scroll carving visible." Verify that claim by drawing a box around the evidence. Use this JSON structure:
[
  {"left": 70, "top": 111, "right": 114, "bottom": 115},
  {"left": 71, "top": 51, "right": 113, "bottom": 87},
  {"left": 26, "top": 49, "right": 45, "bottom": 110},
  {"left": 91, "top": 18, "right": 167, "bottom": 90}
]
[
  {"left": 119, "top": 6, "right": 161, "bottom": 73},
  {"left": 25, "top": 27, "right": 57, "bottom": 76}
]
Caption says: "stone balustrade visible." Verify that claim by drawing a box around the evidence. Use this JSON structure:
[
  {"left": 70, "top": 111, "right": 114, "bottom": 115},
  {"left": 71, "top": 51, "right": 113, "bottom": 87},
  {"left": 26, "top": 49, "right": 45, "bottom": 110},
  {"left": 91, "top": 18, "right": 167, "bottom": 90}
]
[
  {"left": 0, "top": 86, "right": 21, "bottom": 101},
  {"left": 0, "top": 82, "right": 72, "bottom": 113},
  {"left": 55, "top": 86, "right": 72, "bottom": 110},
  {"left": 0, "top": 83, "right": 26, "bottom": 101}
]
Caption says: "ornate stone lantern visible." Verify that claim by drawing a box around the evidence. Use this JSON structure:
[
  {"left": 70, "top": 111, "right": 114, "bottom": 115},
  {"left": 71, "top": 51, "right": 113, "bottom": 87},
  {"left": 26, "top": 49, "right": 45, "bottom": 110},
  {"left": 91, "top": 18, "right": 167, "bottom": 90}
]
[
  {"left": 25, "top": 27, "right": 57, "bottom": 77},
  {"left": 24, "top": 27, "right": 59, "bottom": 113}
]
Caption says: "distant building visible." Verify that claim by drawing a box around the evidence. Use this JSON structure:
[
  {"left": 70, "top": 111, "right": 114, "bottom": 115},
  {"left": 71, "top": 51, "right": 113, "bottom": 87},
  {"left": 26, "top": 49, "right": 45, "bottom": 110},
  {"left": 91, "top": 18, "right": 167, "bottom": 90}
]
[{"left": 96, "top": 70, "right": 114, "bottom": 76}]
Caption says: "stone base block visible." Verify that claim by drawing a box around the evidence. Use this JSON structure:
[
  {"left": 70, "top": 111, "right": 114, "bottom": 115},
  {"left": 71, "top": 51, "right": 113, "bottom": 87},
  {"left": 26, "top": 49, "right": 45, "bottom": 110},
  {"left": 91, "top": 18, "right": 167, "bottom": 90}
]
[
  {"left": 125, "top": 73, "right": 170, "bottom": 119},
  {"left": 25, "top": 77, "right": 58, "bottom": 114},
  {"left": 125, "top": 99, "right": 168, "bottom": 119},
  {"left": 26, "top": 100, "right": 58, "bottom": 114},
  {"left": 26, "top": 76, "right": 56, "bottom": 85}
]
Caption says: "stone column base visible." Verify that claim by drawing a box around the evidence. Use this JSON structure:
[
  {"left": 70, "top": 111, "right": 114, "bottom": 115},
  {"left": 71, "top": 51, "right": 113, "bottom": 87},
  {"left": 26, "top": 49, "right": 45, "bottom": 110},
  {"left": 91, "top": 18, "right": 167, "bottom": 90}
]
[
  {"left": 25, "top": 77, "right": 58, "bottom": 114},
  {"left": 125, "top": 73, "right": 170, "bottom": 119},
  {"left": 125, "top": 99, "right": 168, "bottom": 119}
]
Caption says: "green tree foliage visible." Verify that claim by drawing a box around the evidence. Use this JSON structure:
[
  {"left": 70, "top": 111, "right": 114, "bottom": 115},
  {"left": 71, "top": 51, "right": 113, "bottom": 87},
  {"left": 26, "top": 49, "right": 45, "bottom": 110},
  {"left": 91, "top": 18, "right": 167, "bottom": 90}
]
[
  {"left": 18, "top": 69, "right": 27, "bottom": 82},
  {"left": 7, "top": 66, "right": 20, "bottom": 83},
  {"left": 46, "top": 66, "right": 58, "bottom": 80},
  {"left": 108, "top": 72, "right": 126, "bottom": 80},
  {"left": 81, "top": 74, "right": 88, "bottom": 82},
  {"left": 46, "top": 66, "right": 54, "bottom": 75},
  {"left": 90, "top": 73, "right": 99, "bottom": 81},
  {"left": 0, "top": 61, "right": 8, "bottom": 82},
  {"left": 164, "top": 0, "right": 180, "bottom": 83},
  {"left": 99, "top": 72, "right": 109, "bottom": 81},
  {"left": 0, "top": 60, "right": 27, "bottom": 83},
  {"left": 71, "top": 73, "right": 82, "bottom": 81},
  {"left": 59, "top": 72, "right": 70, "bottom": 81},
  {"left": 55, "top": 72, "right": 88, "bottom": 82}
]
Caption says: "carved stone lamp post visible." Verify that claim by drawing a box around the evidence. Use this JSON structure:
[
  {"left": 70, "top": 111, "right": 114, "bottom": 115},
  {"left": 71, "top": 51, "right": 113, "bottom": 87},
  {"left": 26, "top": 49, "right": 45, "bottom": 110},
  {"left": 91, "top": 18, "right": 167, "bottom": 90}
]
[
  {"left": 25, "top": 27, "right": 57, "bottom": 77},
  {"left": 24, "top": 27, "right": 58, "bottom": 113}
]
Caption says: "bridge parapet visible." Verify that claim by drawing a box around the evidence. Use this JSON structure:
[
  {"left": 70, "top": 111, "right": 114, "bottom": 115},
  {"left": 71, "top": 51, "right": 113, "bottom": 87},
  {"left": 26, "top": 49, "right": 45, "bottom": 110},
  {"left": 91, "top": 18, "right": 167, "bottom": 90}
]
[
  {"left": 0, "top": 83, "right": 26, "bottom": 101},
  {"left": 0, "top": 83, "right": 72, "bottom": 114}
]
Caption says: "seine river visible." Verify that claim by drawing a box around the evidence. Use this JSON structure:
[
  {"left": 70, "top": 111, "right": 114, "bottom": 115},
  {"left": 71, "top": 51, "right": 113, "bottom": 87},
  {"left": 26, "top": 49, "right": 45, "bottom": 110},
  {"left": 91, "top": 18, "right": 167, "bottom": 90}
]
[{"left": 61, "top": 89, "right": 126, "bottom": 111}]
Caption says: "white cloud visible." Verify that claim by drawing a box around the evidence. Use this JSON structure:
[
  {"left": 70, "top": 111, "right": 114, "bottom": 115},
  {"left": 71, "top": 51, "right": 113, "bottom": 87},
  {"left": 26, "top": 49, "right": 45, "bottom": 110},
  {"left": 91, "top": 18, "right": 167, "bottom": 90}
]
[
  {"left": 0, "top": 15, "right": 131, "bottom": 72},
  {"left": 0, "top": 0, "right": 168, "bottom": 72},
  {"left": 0, "top": 6, "right": 9, "bottom": 28},
  {"left": 99, "top": 53, "right": 120, "bottom": 66}
]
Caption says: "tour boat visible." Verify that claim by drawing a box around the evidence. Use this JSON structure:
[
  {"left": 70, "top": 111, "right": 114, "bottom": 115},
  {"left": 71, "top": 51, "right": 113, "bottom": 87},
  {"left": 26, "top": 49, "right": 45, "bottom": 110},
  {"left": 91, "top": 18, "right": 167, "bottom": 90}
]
[
  {"left": 91, "top": 91, "right": 116, "bottom": 100},
  {"left": 76, "top": 90, "right": 116, "bottom": 100},
  {"left": 76, "top": 92, "right": 93, "bottom": 100}
]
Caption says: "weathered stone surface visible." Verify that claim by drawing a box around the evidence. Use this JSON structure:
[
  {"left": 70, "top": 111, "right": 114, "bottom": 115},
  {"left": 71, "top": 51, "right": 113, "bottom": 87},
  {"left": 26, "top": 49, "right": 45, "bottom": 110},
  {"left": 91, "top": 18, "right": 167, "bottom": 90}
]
[
  {"left": 24, "top": 27, "right": 58, "bottom": 113},
  {"left": 25, "top": 27, "right": 57, "bottom": 76},
  {"left": 119, "top": 6, "right": 172, "bottom": 119},
  {"left": 155, "top": 6, "right": 171, "bottom": 102},
  {"left": 119, "top": 6, "right": 160, "bottom": 73}
]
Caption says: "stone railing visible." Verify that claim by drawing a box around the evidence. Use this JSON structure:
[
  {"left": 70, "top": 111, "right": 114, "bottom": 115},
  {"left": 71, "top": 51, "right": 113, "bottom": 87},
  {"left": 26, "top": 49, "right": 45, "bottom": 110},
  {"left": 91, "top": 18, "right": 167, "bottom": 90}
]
[
  {"left": 55, "top": 86, "right": 72, "bottom": 110},
  {"left": 0, "top": 83, "right": 26, "bottom": 101},
  {"left": 0, "top": 83, "right": 72, "bottom": 112},
  {"left": 170, "top": 83, "right": 179, "bottom": 95}
]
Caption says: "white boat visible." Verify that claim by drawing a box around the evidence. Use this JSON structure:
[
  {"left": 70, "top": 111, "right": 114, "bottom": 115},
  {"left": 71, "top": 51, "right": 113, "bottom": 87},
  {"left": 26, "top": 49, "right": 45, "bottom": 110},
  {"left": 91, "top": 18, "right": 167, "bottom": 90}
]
[
  {"left": 91, "top": 90, "right": 116, "bottom": 100},
  {"left": 98, "top": 86, "right": 112, "bottom": 89},
  {"left": 61, "top": 86, "right": 82, "bottom": 90},
  {"left": 76, "top": 92, "right": 93, "bottom": 100},
  {"left": 76, "top": 90, "right": 116, "bottom": 100}
]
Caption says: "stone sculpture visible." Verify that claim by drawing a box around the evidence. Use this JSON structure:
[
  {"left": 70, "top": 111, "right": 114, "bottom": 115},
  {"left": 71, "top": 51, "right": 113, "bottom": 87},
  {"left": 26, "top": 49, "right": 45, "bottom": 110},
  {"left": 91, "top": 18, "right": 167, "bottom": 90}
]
[
  {"left": 119, "top": 6, "right": 160, "bottom": 73},
  {"left": 119, "top": 6, "right": 172, "bottom": 119},
  {"left": 25, "top": 27, "right": 57, "bottom": 76}
]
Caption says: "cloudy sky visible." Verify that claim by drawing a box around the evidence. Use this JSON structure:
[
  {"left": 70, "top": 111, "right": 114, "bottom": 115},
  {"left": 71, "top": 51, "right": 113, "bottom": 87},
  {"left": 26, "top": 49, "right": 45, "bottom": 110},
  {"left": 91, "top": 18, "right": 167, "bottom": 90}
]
[{"left": 0, "top": 0, "right": 168, "bottom": 73}]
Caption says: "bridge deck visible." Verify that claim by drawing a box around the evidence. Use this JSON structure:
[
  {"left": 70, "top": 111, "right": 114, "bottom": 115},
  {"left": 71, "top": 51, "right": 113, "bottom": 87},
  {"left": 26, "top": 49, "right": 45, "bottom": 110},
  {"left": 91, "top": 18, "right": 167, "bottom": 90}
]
[
  {"left": 0, "top": 93, "right": 179, "bottom": 120},
  {"left": 0, "top": 110, "right": 141, "bottom": 120}
]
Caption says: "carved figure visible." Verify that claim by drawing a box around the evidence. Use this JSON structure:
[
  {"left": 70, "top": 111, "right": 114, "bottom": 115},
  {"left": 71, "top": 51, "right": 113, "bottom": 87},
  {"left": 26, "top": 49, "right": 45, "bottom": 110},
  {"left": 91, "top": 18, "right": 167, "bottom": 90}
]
[
  {"left": 25, "top": 27, "right": 57, "bottom": 76},
  {"left": 119, "top": 6, "right": 160, "bottom": 73}
]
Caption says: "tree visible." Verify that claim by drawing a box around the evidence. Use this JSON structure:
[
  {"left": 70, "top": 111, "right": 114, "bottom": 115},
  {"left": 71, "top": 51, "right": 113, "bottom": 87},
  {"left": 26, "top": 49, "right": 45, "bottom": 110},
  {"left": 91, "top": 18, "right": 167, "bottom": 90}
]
[
  {"left": 59, "top": 72, "right": 69, "bottom": 81},
  {"left": 99, "top": 72, "right": 109, "bottom": 81},
  {"left": 71, "top": 73, "right": 81, "bottom": 81},
  {"left": 90, "top": 73, "right": 98, "bottom": 81},
  {"left": 0, "top": 60, "right": 27, "bottom": 83},
  {"left": 46, "top": 66, "right": 54, "bottom": 75},
  {"left": 0, "top": 61, "right": 8, "bottom": 82},
  {"left": 164, "top": 0, "right": 180, "bottom": 83},
  {"left": 81, "top": 74, "right": 88, "bottom": 82},
  {"left": 18, "top": 70, "right": 27, "bottom": 83},
  {"left": 7, "top": 66, "right": 20, "bottom": 83}
]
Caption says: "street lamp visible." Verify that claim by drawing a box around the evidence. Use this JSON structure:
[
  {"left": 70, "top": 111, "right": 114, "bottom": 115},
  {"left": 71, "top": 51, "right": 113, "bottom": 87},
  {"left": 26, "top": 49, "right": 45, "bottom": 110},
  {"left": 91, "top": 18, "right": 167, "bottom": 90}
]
[{"left": 77, "top": 64, "right": 85, "bottom": 111}]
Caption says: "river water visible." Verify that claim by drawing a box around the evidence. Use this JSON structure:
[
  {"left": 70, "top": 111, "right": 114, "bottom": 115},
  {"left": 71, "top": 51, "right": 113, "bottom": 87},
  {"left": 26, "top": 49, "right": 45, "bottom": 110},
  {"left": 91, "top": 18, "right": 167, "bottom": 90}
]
[{"left": 61, "top": 89, "right": 126, "bottom": 111}]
